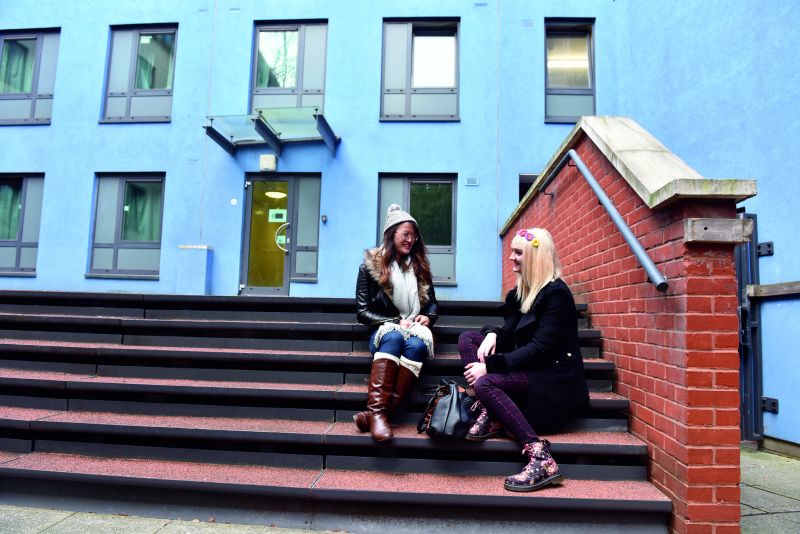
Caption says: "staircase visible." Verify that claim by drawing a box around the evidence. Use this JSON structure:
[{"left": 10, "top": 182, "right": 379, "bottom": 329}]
[{"left": 0, "top": 291, "right": 671, "bottom": 532}]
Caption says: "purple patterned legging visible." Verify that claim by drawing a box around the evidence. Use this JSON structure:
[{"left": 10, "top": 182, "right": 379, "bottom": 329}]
[{"left": 458, "top": 331, "right": 538, "bottom": 444}]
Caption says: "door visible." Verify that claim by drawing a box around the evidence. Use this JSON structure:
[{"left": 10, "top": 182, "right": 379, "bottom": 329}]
[{"left": 241, "top": 179, "right": 293, "bottom": 295}]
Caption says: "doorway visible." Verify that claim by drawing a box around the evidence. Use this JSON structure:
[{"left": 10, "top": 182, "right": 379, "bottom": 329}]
[{"left": 240, "top": 175, "right": 320, "bottom": 295}]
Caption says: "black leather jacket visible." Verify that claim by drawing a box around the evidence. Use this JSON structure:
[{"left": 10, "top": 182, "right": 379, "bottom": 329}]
[{"left": 355, "top": 248, "right": 439, "bottom": 330}]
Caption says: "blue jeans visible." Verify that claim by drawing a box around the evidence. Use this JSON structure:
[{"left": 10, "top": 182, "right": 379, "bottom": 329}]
[{"left": 369, "top": 330, "right": 428, "bottom": 363}]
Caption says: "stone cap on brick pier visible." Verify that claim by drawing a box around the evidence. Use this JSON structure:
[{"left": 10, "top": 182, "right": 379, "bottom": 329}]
[{"left": 503, "top": 116, "right": 757, "bottom": 234}]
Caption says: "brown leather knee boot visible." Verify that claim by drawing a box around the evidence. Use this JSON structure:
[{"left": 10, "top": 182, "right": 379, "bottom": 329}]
[
  {"left": 354, "top": 362, "right": 417, "bottom": 433},
  {"left": 364, "top": 357, "right": 399, "bottom": 441}
]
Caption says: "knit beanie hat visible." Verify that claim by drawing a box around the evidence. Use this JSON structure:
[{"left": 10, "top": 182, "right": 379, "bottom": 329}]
[{"left": 383, "top": 203, "right": 417, "bottom": 234}]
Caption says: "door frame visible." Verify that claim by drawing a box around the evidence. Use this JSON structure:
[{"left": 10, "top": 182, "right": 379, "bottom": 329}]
[{"left": 239, "top": 175, "right": 296, "bottom": 296}]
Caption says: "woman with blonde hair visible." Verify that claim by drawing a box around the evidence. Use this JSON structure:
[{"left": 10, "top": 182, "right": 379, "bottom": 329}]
[{"left": 458, "top": 227, "right": 589, "bottom": 491}]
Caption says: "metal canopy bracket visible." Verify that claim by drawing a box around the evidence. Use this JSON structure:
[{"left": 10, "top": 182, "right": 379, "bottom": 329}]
[
  {"left": 315, "top": 113, "right": 341, "bottom": 156},
  {"left": 254, "top": 113, "right": 282, "bottom": 157},
  {"left": 204, "top": 122, "right": 236, "bottom": 156}
]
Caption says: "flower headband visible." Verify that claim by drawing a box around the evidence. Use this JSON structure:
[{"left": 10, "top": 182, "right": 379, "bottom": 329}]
[{"left": 516, "top": 229, "right": 540, "bottom": 248}]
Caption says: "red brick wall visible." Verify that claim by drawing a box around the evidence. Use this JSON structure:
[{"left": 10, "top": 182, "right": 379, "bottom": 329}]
[{"left": 503, "top": 134, "right": 741, "bottom": 533}]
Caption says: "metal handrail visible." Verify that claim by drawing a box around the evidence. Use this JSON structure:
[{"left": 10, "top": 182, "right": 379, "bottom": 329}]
[{"left": 539, "top": 149, "right": 669, "bottom": 292}]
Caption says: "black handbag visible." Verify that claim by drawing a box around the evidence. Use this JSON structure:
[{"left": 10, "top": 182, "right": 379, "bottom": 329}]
[{"left": 417, "top": 379, "right": 475, "bottom": 440}]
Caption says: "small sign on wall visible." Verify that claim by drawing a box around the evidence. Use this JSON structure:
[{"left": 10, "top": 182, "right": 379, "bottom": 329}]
[{"left": 268, "top": 209, "right": 287, "bottom": 223}]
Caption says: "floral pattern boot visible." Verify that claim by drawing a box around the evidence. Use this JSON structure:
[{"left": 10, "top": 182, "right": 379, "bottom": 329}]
[
  {"left": 466, "top": 400, "right": 504, "bottom": 441},
  {"left": 503, "top": 439, "right": 563, "bottom": 491}
]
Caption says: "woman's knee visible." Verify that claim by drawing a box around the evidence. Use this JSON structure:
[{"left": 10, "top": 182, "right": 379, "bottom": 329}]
[
  {"left": 373, "top": 331, "right": 404, "bottom": 356},
  {"left": 458, "top": 330, "right": 480, "bottom": 348},
  {"left": 402, "top": 336, "right": 428, "bottom": 362}
]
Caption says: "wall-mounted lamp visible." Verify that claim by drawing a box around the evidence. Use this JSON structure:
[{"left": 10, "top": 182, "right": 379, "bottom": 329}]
[{"left": 321, "top": 215, "right": 328, "bottom": 224}]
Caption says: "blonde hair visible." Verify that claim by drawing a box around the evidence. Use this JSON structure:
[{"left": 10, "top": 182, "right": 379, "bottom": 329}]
[{"left": 511, "top": 228, "right": 562, "bottom": 313}]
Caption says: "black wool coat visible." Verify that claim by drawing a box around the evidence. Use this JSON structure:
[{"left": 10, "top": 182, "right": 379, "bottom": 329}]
[{"left": 484, "top": 279, "right": 590, "bottom": 433}]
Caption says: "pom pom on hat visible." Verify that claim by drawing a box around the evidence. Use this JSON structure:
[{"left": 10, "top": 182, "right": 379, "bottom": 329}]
[{"left": 383, "top": 203, "right": 417, "bottom": 234}]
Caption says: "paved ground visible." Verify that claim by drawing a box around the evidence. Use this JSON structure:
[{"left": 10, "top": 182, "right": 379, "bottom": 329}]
[
  {"left": 1, "top": 448, "right": 798, "bottom": 533},
  {"left": 741, "top": 448, "right": 800, "bottom": 533}
]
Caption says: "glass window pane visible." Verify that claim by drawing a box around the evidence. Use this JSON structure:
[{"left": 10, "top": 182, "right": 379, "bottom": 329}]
[
  {"left": 545, "top": 94, "right": 594, "bottom": 118},
  {"left": 134, "top": 32, "right": 175, "bottom": 90},
  {"left": 256, "top": 30, "right": 298, "bottom": 89},
  {"left": 19, "top": 246, "right": 36, "bottom": 269},
  {"left": 412, "top": 34, "right": 456, "bottom": 88},
  {"left": 117, "top": 248, "right": 160, "bottom": 271},
  {"left": 21, "top": 177, "right": 43, "bottom": 243},
  {"left": 382, "top": 94, "right": 405, "bottom": 116},
  {"left": 301, "top": 25, "right": 326, "bottom": 92},
  {"left": 105, "top": 96, "right": 127, "bottom": 118},
  {"left": 92, "top": 247, "right": 114, "bottom": 270},
  {"left": 378, "top": 178, "right": 404, "bottom": 242},
  {"left": 546, "top": 34, "right": 590, "bottom": 89},
  {"left": 0, "top": 181, "right": 22, "bottom": 240},
  {"left": 33, "top": 98, "right": 52, "bottom": 120},
  {"left": 36, "top": 33, "right": 60, "bottom": 95},
  {"left": 428, "top": 251, "right": 455, "bottom": 280},
  {"left": 295, "top": 178, "right": 320, "bottom": 247},
  {"left": 108, "top": 30, "right": 134, "bottom": 93},
  {"left": 0, "top": 98, "right": 32, "bottom": 120},
  {"left": 122, "top": 181, "right": 163, "bottom": 242},
  {"left": 0, "top": 246, "right": 17, "bottom": 268},
  {"left": 0, "top": 37, "right": 36, "bottom": 93},
  {"left": 294, "top": 250, "right": 317, "bottom": 275},
  {"left": 94, "top": 178, "right": 120, "bottom": 244},
  {"left": 409, "top": 93, "right": 457, "bottom": 116},
  {"left": 129, "top": 95, "right": 172, "bottom": 117},
  {"left": 410, "top": 182, "right": 452, "bottom": 247},
  {"left": 383, "top": 24, "right": 408, "bottom": 91}
]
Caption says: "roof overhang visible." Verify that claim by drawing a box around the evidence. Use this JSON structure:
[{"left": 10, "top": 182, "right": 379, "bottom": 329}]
[{"left": 204, "top": 106, "right": 341, "bottom": 157}]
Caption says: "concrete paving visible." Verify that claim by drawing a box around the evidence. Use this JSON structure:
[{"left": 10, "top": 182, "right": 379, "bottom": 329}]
[
  {"left": 1, "top": 447, "right": 798, "bottom": 533},
  {"left": 741, "top": 448, "right": 800, "bottom": 533}
]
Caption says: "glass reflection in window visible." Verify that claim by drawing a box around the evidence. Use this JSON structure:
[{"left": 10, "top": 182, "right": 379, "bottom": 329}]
[
  {"left": 546, "top": 34, "right": 590, "bottom": 89},
  {"left": 0, "top": 38, "right": 36, "bottom": 93},
  {"left": 134, "top": 33, "right": 175, "bottom": 90},
  {"left": 256, "top": 30, "right": 298, "bottom": 88},
  {"left": 412, "top": 33, "right": 456, "bottom": 88}
]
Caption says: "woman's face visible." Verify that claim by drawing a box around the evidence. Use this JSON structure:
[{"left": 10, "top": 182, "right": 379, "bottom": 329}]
[
  {"left": 393, "top": 222, "right": 417, "bottom": 257},
  {"left": 509, "top": 245, "right": 524, "bottom": 273}
]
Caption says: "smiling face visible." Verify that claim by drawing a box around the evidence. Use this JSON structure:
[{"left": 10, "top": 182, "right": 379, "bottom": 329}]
[
  {"left": 392, "top": 222, "right": 417, "bottom": 257},
  {"left": 509, "top": 245, "right": 524, "bottom": 273}
]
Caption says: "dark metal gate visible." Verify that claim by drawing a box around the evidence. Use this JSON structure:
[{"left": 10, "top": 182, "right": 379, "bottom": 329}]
[{"left": 735, "top": 211, "right": 763, "bottom": 441}]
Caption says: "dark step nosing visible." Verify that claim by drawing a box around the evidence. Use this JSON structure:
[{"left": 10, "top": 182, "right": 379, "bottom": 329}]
[
  {"left": 121, "top": 335, "right": 354, "bottom": 352},
  {"left": 33, "top": 439, "right": 323, "bottom": 469},
  {"left": 29, "top": 421, "right": 326, "bottom": 446},
  {"left": 309, "top": 486, "right": 671, "bottom": 514},
  {"left": 0, "top": 437, "right": 33, "bottom": 454},
  {"left": 96, "top": 365, "right": 345, "bottom": 386},
  {"left": 0, "top": 330, "right": 122, "bottom": 344},
  {"left": 66, "top": 399, "right": 335, "bottom": 421},
  {"left": 63, "top": 381, "right": 339, "bottom": 401},
  {"left": 0, "top": 395, "right": 68, "bottom": 410},
  {"left": 0, "top": 468, "right": 313, "bottom": 499}
]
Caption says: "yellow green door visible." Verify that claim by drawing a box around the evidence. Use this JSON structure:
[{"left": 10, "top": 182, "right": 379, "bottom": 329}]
[{"left": 244, "top": 180, "right": 291, "bottom": 294}]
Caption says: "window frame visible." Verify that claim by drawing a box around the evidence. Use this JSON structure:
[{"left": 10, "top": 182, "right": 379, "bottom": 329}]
[
  {"left": 544, "top": 18, "right": 595, "bottom": 124},
  {"left": 0, "top": 28, "right": 59, "bottom": 126},
  {"left": 88, "top": 174, "right": 165, "bottom": 279},
  {"left": 0, "top": 173, "right": 43, "bottom": 275},
  {"left": 377, "top": 173, "right": 457, "bottom": 285},
  {"left": 380, "top": 19, "right": 460, "bottom": 122},
  {"left": 101, "top": 24, "right": 178, "bottom": 124},
  {"left": 250, "top": 21, "right": 327, "bottom": 113}
]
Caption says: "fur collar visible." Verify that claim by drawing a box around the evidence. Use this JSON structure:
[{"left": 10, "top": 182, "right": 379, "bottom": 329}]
[{"left": 363, "top": 247, "right": 430, "bottom": 307}]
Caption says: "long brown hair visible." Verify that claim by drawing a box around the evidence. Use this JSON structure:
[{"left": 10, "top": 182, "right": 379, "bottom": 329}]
[{"left": 379, "top": 221, "right": 433, "bottom": 287}]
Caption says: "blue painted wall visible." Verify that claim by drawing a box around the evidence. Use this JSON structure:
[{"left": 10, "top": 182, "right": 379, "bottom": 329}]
[{"left": 1, "top": 0, "right": 798, "bottom": 441}]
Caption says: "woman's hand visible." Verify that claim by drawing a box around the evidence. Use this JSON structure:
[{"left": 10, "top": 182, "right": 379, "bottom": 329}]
[
  {"left": 477, "top": 333, "right": 497, "bottom": 363},
  {"left": 464, "top": 362, "right": 487, "bottom": 386},
  {"left": 414, "top": 315, "right": 430, "bottom": 327},
  {"left": 399, "top": 319, "right": 413, "bottom": 329}
]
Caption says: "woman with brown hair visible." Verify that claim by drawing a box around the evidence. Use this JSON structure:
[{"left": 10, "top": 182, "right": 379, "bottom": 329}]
[
  {"left": 354, "top": 204, "right": 439, "bottom": 442},
  {"left": 459, "top": 228, "right": 589, "bottom": 491}
]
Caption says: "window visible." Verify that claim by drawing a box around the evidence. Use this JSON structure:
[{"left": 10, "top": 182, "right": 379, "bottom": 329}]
[
  {"left": 0, "top": 29, "right": 59, "bottom": 125},
  {"left": 379, "top": 174, "right": 456, "bottom": 283},
  {"left": 0, "top": 174, "right": 43, "bottom": 274},
  {"left": 102, "top": 26, "right": 177, "bottom": 122},
  {"left": 89, "top": 175, "right": 164, "bottom": 277},
  {"left": 251, "top": 22, "right": 327, "bottom": 113},
  {"left": 381, "top": 20, "right": 459, "bottom": 121},
  {"left": 545, "top": 19, "right": 594, "bottom": 123}
]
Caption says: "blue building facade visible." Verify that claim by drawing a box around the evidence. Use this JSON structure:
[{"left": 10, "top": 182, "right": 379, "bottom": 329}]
[{"left": 1, "top": 1, "right": 798, "bottom": 443}]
